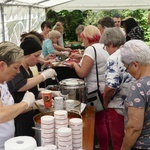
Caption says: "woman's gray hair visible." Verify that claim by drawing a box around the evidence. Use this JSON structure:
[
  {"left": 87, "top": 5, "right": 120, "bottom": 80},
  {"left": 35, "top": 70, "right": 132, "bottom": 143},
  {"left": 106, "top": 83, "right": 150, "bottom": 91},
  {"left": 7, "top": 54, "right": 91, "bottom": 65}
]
[
  {"left": 120, "top": 40, "right": 150, "bottom": 65},
  {"left": 100, "top": 27, "right": 126, "bottom": 47},
  {"left": 0, "top": 41, "right": 24, "bottom": 66},
  {"left": 75, "top": 25, "right": 84, "bottom": 35}
]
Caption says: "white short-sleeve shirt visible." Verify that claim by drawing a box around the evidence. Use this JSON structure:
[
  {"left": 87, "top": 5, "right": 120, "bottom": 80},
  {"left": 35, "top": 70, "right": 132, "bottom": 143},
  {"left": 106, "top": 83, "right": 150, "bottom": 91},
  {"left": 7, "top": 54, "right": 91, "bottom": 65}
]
[
  {"left": 0, "top": 82, "right": 15, "bottom": 150},
  {"left": 80, "top": 43, "right": 109, "bottom": 93}
]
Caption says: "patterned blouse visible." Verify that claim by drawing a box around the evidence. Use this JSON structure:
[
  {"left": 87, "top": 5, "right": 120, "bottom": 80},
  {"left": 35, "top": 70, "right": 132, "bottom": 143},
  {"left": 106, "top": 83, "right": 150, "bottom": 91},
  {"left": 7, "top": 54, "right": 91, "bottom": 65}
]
[
  {"left": 125, "top": 76, "right": 150, "bottom": 149},
  {"left": 105, "top": 49, "right": 132, "bottom": 113}
]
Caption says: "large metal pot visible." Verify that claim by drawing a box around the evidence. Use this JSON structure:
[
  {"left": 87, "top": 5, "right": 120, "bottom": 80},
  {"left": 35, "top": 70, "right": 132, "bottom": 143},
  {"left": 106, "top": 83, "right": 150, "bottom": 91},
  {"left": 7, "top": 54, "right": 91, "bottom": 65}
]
[
  {"left": 59, "top": 78, "right": 87, "bottom": 103},
  {"left": 33, "top": 111, "right": 82, "bottom": 146}
]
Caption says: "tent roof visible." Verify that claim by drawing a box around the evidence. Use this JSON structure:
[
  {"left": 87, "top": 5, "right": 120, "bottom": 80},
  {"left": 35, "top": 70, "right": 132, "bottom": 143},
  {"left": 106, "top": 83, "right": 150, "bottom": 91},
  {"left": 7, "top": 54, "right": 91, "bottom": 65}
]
[
  {"left": 0, "top": 0, "right": 74, "bottom": 8},
  {"left": 51, "top": 0, "right": 150, "bottom": 12},
  {"left": 0, "top": 0, "right": 150, "bottom": 10}
]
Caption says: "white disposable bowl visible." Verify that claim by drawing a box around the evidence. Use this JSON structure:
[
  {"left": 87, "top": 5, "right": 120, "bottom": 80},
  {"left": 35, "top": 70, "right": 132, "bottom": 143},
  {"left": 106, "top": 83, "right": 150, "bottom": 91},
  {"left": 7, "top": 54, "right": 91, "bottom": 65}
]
[
  {"left": 41, "top": 132, "right": 54, "bottom": 138},
  {"left": 72, "top": 142, "right": 82, "bottom": 148},
  {"left": 58, "top": 135, "right": 72, "bottom": 142},
  {"left": 58, "top": 139, "right": 72, "bottom": 146},
  {"left": 54, "top": 110, "right": 68, "bottom": 119},
  {"left": 55, "top": 118, "right": 68, "bottom": 124},
  {"left": 41, "top": 115, "right": 54, "bottom": 124},
  {"left": 57, "top": 127, "right": 72, "bottom": 136},
  {"left": 41, "top": 124, "right": 54, "bottom": 129},
  {"left": 41, "top": 128, "right": 54, "bottom": 134},
  {"left": 72, "top": 133, "right": 82, "bottom": 139},
  {"left": 72, "top": 129, "right": 82, "bottom": 134},
  {"left": 72, "top": 137, "right": 82, "bottom": 144},
  {"left": 69, "top": 118, "right": 82, "bottom": 125},
  {"left": 69, "top": 124, "right": 83, "bottom": 130},
  {"left": 55, "top": 123, "right": 68, "bottom": 129}
]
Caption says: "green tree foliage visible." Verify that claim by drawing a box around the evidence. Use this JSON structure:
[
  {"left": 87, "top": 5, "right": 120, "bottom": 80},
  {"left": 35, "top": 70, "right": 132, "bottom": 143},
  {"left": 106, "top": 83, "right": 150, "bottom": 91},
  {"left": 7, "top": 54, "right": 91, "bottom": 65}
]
[
  {"left": 47, "top": 9, "right": 150, "bottom": 45},
  {"left": 47, "top": 10, "right": 87, "bottom": 43}
]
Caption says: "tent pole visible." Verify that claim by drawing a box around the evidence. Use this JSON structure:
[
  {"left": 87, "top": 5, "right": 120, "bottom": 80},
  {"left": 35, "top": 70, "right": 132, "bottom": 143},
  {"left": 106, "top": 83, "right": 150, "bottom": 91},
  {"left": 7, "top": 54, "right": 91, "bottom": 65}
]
[
  {"left": 29, "top": 6, "right": 31, "bottom": 32},
  {"left": 0, "top": 4, "right": 5, "bottom": 41}
]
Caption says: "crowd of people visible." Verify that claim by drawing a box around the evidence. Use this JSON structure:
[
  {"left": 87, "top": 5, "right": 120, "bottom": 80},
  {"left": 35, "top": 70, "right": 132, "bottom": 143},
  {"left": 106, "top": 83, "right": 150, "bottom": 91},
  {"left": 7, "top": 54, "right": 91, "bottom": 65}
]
[{"left": 0, "top": 12, "right": 150, "bottom": 150}]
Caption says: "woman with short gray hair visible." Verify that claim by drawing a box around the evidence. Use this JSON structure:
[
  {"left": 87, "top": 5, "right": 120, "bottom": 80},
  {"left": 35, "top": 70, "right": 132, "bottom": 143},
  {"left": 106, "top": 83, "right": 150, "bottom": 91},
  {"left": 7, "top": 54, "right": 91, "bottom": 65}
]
[
  {"left": 120, "top": 40, "right": 150, "bottom": 150},
  {"left": 100, "top": 27, "right": 133, "bottom": 150},
  {"left": 100, "top": 27, "right": 125, "bottom": 48}
]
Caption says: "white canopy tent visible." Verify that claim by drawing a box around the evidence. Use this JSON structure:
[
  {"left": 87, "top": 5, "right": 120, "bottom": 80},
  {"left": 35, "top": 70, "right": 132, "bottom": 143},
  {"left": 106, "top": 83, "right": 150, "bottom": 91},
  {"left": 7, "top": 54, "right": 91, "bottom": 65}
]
[
  {"left": 50, "top": 0, "right": 150, "bottom": 12},
  {"left": 0, "top": 0, "right": 73, "bottom": 45},
  {"left": 0, "top": 0, "right": 149, "bottom": 45}
]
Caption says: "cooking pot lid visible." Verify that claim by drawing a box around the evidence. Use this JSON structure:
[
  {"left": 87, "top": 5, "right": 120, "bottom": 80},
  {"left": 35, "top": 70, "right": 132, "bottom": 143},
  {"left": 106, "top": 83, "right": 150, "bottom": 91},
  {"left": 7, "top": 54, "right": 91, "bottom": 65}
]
[{"left": 59, "top": 78, "right": 85, "bottom": 86}]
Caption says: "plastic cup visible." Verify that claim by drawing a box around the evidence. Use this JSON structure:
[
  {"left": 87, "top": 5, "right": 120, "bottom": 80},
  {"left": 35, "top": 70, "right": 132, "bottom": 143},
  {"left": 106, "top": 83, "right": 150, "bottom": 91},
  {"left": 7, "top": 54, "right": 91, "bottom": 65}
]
[
  {"left": 65, "top": 99, "right": 74, "bottom": 111},
  {"left": 41, "top": 90, "right": 52, "bottom": 108},
  {"left": 54, "top": 97, "right": 64, "bottom": 110}
]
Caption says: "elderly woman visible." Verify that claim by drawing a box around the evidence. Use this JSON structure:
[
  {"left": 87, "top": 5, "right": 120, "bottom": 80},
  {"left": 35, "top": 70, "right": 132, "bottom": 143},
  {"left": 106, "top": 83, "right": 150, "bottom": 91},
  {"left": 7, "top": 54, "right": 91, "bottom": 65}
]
[
  {"left": 120, "top": 40, "right": 150, "bottom": 150},
  {"left": 71, "top": 25, "right": 109, "bottom": 150},
  {"left": 75, "top": 24, "right": 85, "bottom": 42},
  {"left": 0, "top": 42, "right": 35, "bottom": 150},
  {"left": 69, "top": 25, "right": 85, "bottom": 60},
  {"left": 7, "top": 37, "right": 57, "bottom": 137},
  {"left": 100, "top": 27, "right": 133, "bottom": 150}
]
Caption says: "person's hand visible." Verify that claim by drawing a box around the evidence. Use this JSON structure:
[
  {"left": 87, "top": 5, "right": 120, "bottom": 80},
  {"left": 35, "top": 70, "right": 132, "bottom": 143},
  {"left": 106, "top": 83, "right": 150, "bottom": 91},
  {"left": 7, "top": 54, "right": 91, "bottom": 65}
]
[
  {"left": 65, "top": 48, "right": 72, "bottom": 51},
  {"left": 21, "top": 91, "right": 35, "bottom": 109},
  {"left": 41, "top": 68, "right": 57, "bottom": 80},
  {"left": 33, "top": 99, "right": 44, "bottom": 110},
  {"left": 69, "top": 53, "right": 82, "bottom": 59},
  {"left": 52, "top": 43, "right": 58, "bottom": 49},
  {"left": 47, "top": 54, "right": 56, "bottom": 60}
]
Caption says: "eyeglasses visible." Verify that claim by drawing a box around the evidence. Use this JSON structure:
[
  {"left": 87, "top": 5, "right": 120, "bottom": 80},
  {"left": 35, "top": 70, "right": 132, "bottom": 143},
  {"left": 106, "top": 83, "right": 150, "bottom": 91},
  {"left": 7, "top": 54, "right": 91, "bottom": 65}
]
[{"left": 125, "top": 63, "right": 132, "bottom": 72}]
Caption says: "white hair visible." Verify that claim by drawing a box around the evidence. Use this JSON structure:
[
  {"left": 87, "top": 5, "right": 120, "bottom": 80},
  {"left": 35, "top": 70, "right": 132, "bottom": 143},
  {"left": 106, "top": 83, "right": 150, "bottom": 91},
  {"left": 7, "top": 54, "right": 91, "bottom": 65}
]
[{"left": 120, "top": 40, "right": 150, "bottom": 65}]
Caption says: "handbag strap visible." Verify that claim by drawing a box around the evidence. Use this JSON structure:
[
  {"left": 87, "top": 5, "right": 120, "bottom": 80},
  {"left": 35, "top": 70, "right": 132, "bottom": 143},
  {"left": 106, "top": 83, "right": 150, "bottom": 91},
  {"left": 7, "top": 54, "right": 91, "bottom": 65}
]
[{"left": 92, "top": 46, "right": 100, "bottom": 89}]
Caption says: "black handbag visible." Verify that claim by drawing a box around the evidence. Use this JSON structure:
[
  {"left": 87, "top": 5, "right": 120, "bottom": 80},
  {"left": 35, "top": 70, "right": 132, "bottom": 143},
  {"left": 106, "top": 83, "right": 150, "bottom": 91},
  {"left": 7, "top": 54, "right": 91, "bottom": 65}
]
[{"left": 87, "top": 46, "right": 104, "bottom": 112}]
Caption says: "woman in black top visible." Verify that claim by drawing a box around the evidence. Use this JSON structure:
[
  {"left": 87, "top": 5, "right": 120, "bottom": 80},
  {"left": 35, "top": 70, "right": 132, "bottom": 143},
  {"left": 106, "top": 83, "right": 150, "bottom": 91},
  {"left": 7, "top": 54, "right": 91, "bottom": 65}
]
[{"left": 121, "top": 17, "right": 144, "bottom": 41}]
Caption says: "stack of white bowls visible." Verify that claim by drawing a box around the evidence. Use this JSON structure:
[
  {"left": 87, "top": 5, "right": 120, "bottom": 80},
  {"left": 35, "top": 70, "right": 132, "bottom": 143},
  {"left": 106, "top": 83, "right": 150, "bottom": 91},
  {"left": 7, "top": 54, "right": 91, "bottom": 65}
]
[
  {"left": 57, "top": 127, "right": 72, "bottom": 150},
  {"left": 69, "top": 118, "right": 83, "bottom": 150},
  {"left": 41, "top": 115, "right": 55, "bottom": 146},
  {"left": 54, "top": 110, "right": 68, "bottom": 146}
]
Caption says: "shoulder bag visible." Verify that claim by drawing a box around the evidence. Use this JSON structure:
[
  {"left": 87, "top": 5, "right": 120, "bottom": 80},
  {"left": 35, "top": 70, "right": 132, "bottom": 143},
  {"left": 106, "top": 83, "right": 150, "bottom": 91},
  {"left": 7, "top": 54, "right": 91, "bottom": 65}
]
[{"left": 86, "top": 46, "right": 104, "bottom": 112}]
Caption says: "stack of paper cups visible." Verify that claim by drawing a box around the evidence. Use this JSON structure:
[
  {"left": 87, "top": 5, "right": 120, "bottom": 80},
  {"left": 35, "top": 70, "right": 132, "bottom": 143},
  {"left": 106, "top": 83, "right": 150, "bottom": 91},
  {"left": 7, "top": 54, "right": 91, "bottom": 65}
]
[
  {"left": 65, "top": 99, "right": 74, "bottom": 111},
  {"left": 54, "top": 97, "right": 64, "bottom": 110},
  {"left": 57, "top": 127, "right": 72, "bottom": 150},
  {"left": 41, "top": 115, "right": 55, "bottom": 146},
  {"left": 54, "top": 110, "right": 68, "bottom": 146},
  {"left": 69, "top": 118, "right": 83, "bottom": 150}
]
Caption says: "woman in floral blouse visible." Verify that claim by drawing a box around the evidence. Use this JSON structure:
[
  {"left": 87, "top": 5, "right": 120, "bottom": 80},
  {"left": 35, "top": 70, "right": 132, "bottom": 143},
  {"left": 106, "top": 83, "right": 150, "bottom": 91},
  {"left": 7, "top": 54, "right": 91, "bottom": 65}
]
[{"left": 120, "top": 40, "right": 150, "bottom": 150}]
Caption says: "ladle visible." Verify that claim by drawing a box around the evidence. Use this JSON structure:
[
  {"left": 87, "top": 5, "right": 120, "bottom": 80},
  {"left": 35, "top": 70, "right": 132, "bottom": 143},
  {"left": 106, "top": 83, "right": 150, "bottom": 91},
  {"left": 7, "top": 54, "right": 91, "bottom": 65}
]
[{"left": 34, "top": 102, "right": 44, "bottom": 114}]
